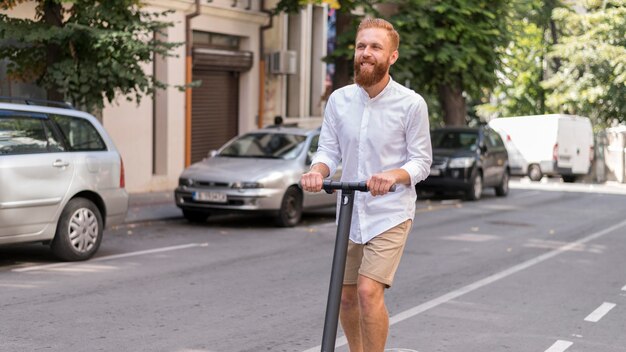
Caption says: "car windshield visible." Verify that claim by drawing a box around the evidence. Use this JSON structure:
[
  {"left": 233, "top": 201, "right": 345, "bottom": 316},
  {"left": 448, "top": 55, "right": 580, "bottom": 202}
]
[
  {"left": 218, "top": 132, "right": 307, "bottom": 159},
  {"left": 431, "top": 130, "right": 478, "bottom": 151}
]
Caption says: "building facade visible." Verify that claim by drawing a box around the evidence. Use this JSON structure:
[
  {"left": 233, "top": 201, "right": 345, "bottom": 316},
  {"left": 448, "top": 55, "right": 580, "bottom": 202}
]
[{"left": 0, "top": 0, "right": 329, "bottom": 193}]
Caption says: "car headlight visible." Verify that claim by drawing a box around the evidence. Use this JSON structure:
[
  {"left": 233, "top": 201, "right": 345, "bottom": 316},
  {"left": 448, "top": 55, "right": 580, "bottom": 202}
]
[
  {"left": 231, "top": 182, "right": 263, "bottom": 189},
  {"left": 179, "top": 177, "right": 194, "bottom": 186},
  {"left": 448, "top": 157, "right": 474, "bottom": 168}
]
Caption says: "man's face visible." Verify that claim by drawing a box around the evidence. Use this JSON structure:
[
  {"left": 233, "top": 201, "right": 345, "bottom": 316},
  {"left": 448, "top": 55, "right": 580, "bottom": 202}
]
[{"left": 353, "top": 27, "right": 398, "bottom": 87}]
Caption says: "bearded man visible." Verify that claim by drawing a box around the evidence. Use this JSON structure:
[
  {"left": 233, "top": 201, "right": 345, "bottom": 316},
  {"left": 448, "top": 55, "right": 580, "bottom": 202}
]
[{"left": 301, "top": 18, "right": 433, "bottom": 352}]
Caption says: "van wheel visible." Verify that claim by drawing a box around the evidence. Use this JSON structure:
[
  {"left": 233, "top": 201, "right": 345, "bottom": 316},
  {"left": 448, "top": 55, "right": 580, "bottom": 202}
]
[
  {"left": 275, "top": 186, "right": 303, "bottom": 227},
  {"left": 51, "top": 198, "right": 103, "bottom": 261},
  {"left": 528, "top": 164, "right": 543, "bottom": 182},
  {"left": 466, "top": 172, "right": 483, "bottom": 201},
  {"left": 562, "top": 175, "right": 577, "bottom": 183},
  {"left": 495, "top": 171, "right": 509, "bottom": 197}
]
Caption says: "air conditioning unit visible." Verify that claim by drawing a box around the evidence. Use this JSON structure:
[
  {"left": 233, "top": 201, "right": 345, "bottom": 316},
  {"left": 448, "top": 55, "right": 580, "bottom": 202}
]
[{"left": 269, "top": 51, "right": 297, "bottom": 75}]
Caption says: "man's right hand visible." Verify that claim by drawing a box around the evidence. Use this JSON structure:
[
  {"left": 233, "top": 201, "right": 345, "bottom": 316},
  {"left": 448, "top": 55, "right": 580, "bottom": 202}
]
[{"left": 300, "top": 171, "right": 324, "bottom": 193}]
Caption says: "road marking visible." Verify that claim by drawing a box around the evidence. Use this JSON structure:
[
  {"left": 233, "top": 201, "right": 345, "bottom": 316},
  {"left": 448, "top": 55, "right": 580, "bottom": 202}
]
[
  {"left": 302, "top": 218, "right": 626, "bottom": 352},
  {"left": 584, "top": 302, "right": 616, "bottom": 322},
  {"left": 442, "top": 233, "right": 499, "bottom": 242},
  {"left": 545, "top": 340, "right": 573, "bottom": 352},
  {"left": 622, "top": 285, "right": 626, "bottom": 291},
  {"left": 12, "top": 243, "right": 208, "bottom": 273}
]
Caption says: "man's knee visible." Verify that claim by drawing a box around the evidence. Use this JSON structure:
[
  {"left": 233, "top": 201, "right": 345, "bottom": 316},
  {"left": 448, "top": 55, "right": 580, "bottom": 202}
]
[
  {"left": 357, "top": 277, "right": 385, "bottom": 313},
  {"left": 341, "top": 285, "right": 359, "bottom": 310}
]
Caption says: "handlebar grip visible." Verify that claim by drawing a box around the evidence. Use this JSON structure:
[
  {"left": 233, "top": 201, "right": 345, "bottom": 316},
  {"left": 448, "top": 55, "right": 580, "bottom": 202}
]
[{"left": 322, "top": 180, "right": 397, "bottom": 193}]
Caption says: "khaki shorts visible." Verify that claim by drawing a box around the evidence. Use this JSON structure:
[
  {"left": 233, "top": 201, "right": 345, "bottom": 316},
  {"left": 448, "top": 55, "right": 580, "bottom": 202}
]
[{"left": 343, "top": 219, "right": 412, "bottom": 288}]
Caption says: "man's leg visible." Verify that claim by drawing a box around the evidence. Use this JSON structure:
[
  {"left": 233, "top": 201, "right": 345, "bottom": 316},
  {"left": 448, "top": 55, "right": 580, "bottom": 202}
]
[
  {"left": 357, "top": 275, "right": 388, "bottom": 352},
  {"left": 340, "top": 284, "right": 363, "bottom": 352}
]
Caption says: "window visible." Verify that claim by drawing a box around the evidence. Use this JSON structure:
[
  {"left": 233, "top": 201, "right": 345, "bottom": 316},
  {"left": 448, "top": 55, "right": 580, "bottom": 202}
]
[
  {"left": 0, "top": 113, "right": 63, "bottom": 155},
  {"left": 219, "top": 133, "right": 306, "bottom": 160},
  {"left": 51, "top": 115, "right": 106, "bottom": 151},
  {"left": 485, "top": 130, "right": 505, "bottom": 151},
  {"left": 192, "top": 31, "right": 239, "bottom": 50}
]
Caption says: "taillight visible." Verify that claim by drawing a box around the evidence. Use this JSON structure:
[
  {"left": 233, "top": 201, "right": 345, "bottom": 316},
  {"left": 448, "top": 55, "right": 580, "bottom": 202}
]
[
  {"left": 120, "top": 157, "right": 126, "bottom": 188},
  {"left": 553, "top": 143, "right": 558, "bottom": 161},
  {"left": 589, "top": 146, "right": 594, "bottom": 162}
]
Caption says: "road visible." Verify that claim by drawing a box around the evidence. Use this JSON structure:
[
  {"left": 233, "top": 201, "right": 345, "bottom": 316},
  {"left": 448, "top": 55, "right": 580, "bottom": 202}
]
[{"left": 1, "top": 180, "right": 626, "bottom": 352}]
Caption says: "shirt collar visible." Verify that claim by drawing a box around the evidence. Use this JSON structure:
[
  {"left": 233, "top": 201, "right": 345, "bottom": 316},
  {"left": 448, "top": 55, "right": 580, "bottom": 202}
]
[{"left": 357, "top": 76, "right": 394, "bottom": 103}]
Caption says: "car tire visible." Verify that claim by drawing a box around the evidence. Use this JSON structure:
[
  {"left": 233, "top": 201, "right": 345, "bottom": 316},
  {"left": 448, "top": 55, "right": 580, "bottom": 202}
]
[
  {"left": 528, "top": 164, "right": 542, "bottom": 182},
  {"left": 51, "top": 198, "right": 103, "bottom": 261},
  {"left": 466, "top": 171, "right": 483, "bottom": 201},
  {"left": 275, "top": 186, "right": 303, "bottom": 227},
  {"left": 495, "top": 171, "right": 509, "bottom": 197},
  {"left": 183, "top": 209, "right": 209, "bottom": 223}
]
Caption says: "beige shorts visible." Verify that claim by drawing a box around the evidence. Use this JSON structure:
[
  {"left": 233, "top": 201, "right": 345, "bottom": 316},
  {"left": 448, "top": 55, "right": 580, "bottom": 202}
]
[{"left": 343, "top": 219, "right": 412, "bottom": 288}]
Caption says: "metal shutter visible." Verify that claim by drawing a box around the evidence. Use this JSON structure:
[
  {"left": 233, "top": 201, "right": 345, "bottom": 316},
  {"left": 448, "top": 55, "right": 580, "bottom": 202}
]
[{"left": 190, "top": 70, "right": 239, "bottom": 164}]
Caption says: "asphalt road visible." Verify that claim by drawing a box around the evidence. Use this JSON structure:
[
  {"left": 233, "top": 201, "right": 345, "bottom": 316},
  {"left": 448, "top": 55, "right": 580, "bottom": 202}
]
[{"left": 1, "top": 180, "right": 626, "bottom": 352}]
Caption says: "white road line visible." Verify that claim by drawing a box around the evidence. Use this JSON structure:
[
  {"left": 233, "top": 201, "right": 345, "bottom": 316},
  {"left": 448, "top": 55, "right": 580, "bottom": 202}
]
[
  {"left": 584, "top": 302, "right": 616, "bottom": 322},
  {"left": 12, "top": 243, "right": 208, "bottom": 273},
  {"left": 621, "top": 285, "right": 626, "bottom": 291},
  {"left": 301, "top": 218, "right": 626, "bottom": 352},
  {"left": 545, "top": 340, "right": 573, "bottom": 352}
]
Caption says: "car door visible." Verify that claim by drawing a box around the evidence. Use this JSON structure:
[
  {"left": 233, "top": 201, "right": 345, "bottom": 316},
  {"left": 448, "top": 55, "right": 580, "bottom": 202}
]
[
  {"left": 0, "top": 111, "right": 73, "bottom": 238},
  {"left": 484, "top": 129, "right": 508, "bottom": 186}
]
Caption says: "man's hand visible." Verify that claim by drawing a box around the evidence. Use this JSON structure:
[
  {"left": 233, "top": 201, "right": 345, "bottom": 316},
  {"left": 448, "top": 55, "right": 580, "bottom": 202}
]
[
  {"left": 301, "top": 163, "right": 330, "bottom": 193},
  {"left": 367, "top": 171, "right": 399, "bottom": 196}
]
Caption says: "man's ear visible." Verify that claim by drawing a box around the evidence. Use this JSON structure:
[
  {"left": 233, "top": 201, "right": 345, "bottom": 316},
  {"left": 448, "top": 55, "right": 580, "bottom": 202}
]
[{"left": 389, "top": 50, "right": 399, "bottom": 65}]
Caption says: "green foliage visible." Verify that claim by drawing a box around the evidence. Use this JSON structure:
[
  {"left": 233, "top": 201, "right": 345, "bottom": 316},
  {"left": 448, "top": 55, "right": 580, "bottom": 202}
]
[
  {"left": 391, "top": 0, "right": 511, "bottom": 120},
  {"left": 0, "top": 0, "right": 181, "bottom": 112},
  {"left": 543, "top": 0, "right": 626, "bottom": 127}
]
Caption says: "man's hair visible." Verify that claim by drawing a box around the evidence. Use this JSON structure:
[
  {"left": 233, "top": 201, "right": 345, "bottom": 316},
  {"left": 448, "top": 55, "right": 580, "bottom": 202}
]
[{"left": 356, "top": 18, "right": 400, "bottom": 51}]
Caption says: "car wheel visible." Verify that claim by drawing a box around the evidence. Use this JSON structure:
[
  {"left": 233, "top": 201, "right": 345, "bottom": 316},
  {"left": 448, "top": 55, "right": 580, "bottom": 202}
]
[
  {"left": 51, "top": 198, "right": 103, "bottom": 261},
  {"left": 466, "top": 171, "right": 483, "bottom": 201},
  {"left": 183, "top": 209, "right": 209, "bottom": 223},
  {"left": 528, "top": 164, "right": 542, "bottom": 182},
  {"left": 495, "top": 171, "right": 509, "bottom": 197},
  {"left": 275, "top": 186, "right": 303, "bottom": 227}
]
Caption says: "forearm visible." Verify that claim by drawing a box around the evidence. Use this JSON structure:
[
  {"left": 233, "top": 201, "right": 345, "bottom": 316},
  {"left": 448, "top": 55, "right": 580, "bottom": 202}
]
[{"left": 309, "top": 163, "right": 331, "bottom": 178}]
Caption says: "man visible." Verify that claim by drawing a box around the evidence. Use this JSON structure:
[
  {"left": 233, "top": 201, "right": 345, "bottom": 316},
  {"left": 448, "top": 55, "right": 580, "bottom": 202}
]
[{"left": 300, "top": 18, "right": 432, "bottom": 351}]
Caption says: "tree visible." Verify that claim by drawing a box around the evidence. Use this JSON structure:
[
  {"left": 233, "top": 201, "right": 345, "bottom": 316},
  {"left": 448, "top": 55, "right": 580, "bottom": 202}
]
[
  {"left": 391, "top": 0, "right": 511, "bottom": 126},
  {"left": 542, "top": 0, "right": 626, "bottom": 127},
  {"left": 0, "top": 0, "right": 180, "bottom": 113},
  {"left": 477, "top": 0, "right": 563, "bottom": 120}
]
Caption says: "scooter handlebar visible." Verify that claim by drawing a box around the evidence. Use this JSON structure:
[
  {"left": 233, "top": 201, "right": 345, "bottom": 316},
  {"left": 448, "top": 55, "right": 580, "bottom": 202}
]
[{"left": 322, "top": 180, "right": 397, "bottom": 194}]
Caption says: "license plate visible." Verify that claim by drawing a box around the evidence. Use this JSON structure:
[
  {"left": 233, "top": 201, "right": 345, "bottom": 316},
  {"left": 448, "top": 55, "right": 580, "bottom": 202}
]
[
  {"left": 429, "top": 168, "right": 441, "bottom": 176},
  {"left": 192, "top": 191, "right": 227, "bottom": 203}
]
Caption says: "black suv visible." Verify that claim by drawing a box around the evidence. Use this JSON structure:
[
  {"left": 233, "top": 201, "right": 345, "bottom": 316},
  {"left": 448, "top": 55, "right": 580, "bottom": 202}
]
[{"left": 417, "top": 126, "right": 509, "bottom": 200}]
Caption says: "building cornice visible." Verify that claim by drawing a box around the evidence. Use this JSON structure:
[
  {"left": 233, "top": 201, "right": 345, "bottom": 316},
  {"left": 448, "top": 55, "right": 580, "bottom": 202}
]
[{"left": 145, "top": 0, "right": 269, "bottom": 25}]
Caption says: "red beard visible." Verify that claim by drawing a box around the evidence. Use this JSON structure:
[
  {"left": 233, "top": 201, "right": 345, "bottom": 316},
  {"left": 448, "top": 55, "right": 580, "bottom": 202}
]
[{"left": 354, "top": 58, "right": 389, "bottom": 87}]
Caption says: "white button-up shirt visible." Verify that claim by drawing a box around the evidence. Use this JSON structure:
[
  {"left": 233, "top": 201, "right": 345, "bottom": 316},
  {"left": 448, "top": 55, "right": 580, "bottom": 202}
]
[{"left": 312, "top": 77, "right": 432, "bottom": 244}]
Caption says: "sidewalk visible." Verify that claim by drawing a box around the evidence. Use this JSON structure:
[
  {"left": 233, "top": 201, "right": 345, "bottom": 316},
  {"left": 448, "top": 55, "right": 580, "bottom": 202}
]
[{"left": 125, "top": 190, "right": 182, "bottom": 223}]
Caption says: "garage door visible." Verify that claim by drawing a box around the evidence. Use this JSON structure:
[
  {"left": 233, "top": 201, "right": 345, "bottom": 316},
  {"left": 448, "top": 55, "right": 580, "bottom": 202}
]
[{"left": 190, "top": 70, "right": 239, "bottom": 164}]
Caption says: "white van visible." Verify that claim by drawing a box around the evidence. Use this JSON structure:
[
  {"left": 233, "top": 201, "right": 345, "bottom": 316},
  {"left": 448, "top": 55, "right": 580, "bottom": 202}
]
[{"left": 488, "top": 114, "right": 594, "bottom": 182}]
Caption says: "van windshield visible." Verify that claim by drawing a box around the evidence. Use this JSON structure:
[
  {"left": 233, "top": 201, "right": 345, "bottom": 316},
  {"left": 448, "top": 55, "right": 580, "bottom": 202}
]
[{"left": 431, "top": 131, "right": 478, "bottom": 151}]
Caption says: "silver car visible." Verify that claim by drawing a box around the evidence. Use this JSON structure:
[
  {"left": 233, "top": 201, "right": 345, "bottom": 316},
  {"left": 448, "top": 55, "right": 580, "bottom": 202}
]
[
  {"left": 0, "top": 98, "right": 128, "bottom": 261},
  {"left": 175, "top": 126, "right": 338, "bottom": 227}
]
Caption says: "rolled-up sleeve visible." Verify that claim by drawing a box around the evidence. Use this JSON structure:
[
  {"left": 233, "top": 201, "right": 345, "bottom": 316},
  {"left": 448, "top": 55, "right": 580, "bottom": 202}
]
[
  {"left": 401, "top": 96, "right": 432, "bottom": 186},
  {"left": 312, "top": 94, "right": 342, "bottom": 177}
]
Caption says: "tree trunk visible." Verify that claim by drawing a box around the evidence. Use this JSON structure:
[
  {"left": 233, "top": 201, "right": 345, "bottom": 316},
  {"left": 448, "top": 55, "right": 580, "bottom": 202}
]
[
  {"left": 332, "top": 11, "right": 353, "bottom": 90},
  {"left": 43, "top": 1, "right": 64, "bottom": 102},
  {"left": 439, "top": 82, "right": 466, "bottom": 126}
]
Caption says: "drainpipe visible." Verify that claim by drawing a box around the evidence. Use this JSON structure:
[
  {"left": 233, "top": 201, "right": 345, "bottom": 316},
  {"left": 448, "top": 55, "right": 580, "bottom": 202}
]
[
  {"left": 258, "top": 0, "right": 274, "bottom": 128},
  {"left": 185, "top": 0, "right": 201, "bottom": 167}
]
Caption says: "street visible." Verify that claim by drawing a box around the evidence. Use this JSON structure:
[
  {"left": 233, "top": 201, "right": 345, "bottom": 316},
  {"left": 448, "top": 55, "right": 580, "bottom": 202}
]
[{"left": 1, "top": 180, "right": 626, "bottom": 352}]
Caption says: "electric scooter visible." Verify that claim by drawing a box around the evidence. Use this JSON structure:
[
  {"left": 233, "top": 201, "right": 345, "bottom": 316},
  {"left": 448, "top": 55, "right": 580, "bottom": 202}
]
[{"left": 319, "top": 180, "right": 395, "bottom": 352}]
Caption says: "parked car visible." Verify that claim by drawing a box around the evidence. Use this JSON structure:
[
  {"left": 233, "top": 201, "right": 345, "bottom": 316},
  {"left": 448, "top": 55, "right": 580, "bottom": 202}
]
[
  {"left": 488, "top": 114, "right": 594, "bottom": 182},
  {"left": 0, "top": 97, "right": 128, "bottom": 261},
  {"left": 175, "top": 126, "right": 339, "bottom": 227},
  {"left": 417, "top": 126, "right": 510, "bottom": 200}
]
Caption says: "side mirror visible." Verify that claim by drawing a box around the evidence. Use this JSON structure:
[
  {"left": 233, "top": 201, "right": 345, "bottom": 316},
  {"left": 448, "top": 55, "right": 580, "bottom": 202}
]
[{"left": 209, "top": 150, "right": 218, "bottom": 157}]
